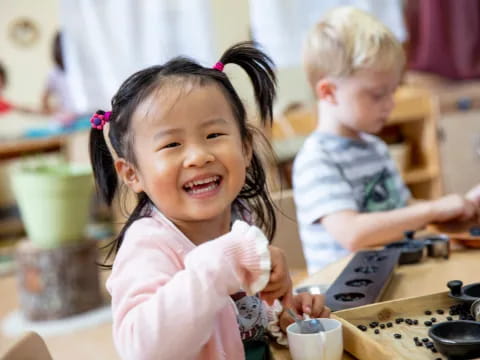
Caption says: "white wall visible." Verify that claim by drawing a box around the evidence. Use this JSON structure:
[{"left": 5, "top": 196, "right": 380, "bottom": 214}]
[
  {"left": 0, "top": 0, "right": 311, "bottom": 121},
  {"left": 0, "top": 0, "right": 59, "bottom": 107},
  {"left": 209, "top": 0, "right": 313, "bottom": 118}
]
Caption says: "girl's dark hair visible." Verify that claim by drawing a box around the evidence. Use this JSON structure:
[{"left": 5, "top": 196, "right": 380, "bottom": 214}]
[{"left": 89, "top": 41, "right": 277, "bottom": 268}]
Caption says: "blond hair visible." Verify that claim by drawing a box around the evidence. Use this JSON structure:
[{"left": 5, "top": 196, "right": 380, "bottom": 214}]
[{"left": 303, "top": 6, "right": 405, "bottom": 88}]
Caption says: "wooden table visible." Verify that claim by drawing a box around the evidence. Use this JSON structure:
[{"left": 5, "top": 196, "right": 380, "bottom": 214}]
[
  {"left": 0, "top": 136, "right": 65, "bottom": 161},
  {"left": 272, "top": 248, "right": 480, "bottom": 359}
]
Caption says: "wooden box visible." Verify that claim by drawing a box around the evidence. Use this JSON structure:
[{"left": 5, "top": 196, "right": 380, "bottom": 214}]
[{"left": 331, "top": 291, "right": 466, "bottom": 360}]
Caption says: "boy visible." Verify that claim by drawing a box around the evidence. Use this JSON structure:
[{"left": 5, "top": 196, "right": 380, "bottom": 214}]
[{"left": 293, "top": 7, "right": 477, "bottom": 274}]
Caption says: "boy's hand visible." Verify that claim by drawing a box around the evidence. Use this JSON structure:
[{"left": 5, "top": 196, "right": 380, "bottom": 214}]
[
  {"left": 260, "top": 246, "right": 292, "bottom": 306},
  {"left": 278, "top": 293, "right": 331, "bottom": 332},
  {"left": 431, "top": 194, "right": 477, "bottom": 223}
]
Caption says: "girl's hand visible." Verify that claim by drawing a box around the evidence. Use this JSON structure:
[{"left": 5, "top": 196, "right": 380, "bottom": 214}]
[
  {"left": 278, "top": 293, "right": 331, "bottom": 332},
  {"left": 260, "top": 246, "right": 292, "bottom": 306}
]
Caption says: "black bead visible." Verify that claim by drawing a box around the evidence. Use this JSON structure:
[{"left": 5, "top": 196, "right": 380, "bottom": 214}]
[
  {"left": 424, "top": 321, "right": 432, "bottom": 326},
  {"left": 394, "top": 333, "right": 401, "bottom": 339},
  {"left": 357, "top": 325, "right": 367, "bottom": 331},
  {"left": 386, "top": 322, "right": 393, "bottom": 328},
  {"left": 379, "top": 324, "right": 385, "bottom": 329},
  {"left": 436, "top": 309, "right": 444, "bottom": 314},
  {"left": 374, "top": 329, "right": 380, "bottom": 334},
  {"left": 425, "top": 310, "right": 432, "bottom": 315}
]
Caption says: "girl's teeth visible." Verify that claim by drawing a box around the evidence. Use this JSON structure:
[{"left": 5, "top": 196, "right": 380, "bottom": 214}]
[
  {"left": 188, "top": 183, "right": 218, "bottom": 194},
  {"left": 185, "top": 176, "right": 219, "bottom": 189}
]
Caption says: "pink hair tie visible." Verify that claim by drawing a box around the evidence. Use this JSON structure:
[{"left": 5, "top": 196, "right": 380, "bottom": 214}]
[
  {"left": 90, "top": 110, "right": 111, "bottom": 130},
  {"left": 213, "top": 62, "right": 224, "bottom": 72}
]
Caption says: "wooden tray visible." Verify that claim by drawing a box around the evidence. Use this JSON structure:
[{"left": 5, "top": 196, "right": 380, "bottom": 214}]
[{"left": 331, "top": 291, "right": 466, "bottom": 360}]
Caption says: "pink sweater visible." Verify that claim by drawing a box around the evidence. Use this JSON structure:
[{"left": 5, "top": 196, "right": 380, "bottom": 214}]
[{"left": 106, "top": 210, "right": 271, "bottom": 360}]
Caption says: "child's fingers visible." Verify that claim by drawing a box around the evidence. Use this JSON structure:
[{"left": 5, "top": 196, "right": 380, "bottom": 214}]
[
  {"left": 261, "top": 279, "right": 292, "bottom": 306},
  {"left": 319, "top": 306, "right": 331, "bottom": 318},
  {"left": 294, "top": 293, "right": 313, "bottom": 315},
  {"left": 310, "top": 295, "right": 327, "bottom": 317}
]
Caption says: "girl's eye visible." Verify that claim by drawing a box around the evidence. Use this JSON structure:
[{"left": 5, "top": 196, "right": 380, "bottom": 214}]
[
  {"left": 162, "top": 142, "right": 180, "bottom": 149},
  {"left": 207, "top": 133, "right": 224, "bottom": 139}
]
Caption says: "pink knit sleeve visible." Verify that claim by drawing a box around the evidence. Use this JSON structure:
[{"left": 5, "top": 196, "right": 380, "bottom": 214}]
[{"left": 107, "top": 219, "right": 271, "bottom": 360}]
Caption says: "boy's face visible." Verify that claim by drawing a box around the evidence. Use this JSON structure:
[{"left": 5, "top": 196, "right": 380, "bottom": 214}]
[{"left": 328, "top": 69, "right": 401, "bottom": 135}]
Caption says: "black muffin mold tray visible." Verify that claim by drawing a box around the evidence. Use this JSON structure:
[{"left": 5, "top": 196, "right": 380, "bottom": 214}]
[{"left": 325, "top": 249, "right": 401, "bottom": 311}]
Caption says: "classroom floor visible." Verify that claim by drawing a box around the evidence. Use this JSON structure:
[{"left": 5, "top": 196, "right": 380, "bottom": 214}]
[{"left": 0, "top": 270, "right": 120, "bottom": 359}]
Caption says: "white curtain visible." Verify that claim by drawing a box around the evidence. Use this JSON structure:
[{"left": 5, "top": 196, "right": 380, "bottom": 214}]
[
  {"left": 249, "top": 0, "right": 407, "bottom": 68},
  {"left": 60, "top": 0, "right": 215, "bottom": 114}
]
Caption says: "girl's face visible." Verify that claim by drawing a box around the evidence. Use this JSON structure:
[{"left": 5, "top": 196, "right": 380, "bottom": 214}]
[{"left": 119, "top": 82, "right": 251, "bottom": 227}]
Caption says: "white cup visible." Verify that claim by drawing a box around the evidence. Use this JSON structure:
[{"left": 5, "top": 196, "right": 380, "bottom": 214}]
[{"left": 287, "top": 318, "right": 343, "bottom": 360}]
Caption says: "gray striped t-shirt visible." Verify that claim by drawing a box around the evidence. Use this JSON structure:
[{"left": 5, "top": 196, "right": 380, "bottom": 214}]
[{"left": 292, "top": 132, "right": 411, "bottom": 274}]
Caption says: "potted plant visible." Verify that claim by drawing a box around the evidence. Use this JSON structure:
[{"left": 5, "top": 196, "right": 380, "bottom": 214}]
[{"left": 10, "top": 159, "right": 94, "bottom": 248}]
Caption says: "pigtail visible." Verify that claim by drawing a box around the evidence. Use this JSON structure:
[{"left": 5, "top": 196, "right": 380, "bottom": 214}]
[
  {"left": 215, "top": 42, "right": 278, "bottom": 241},
  {"left": 89, "top": 123, "right": 118, "bottom": 206},
  {"left": 219, "top": 41, "right": 276, "bottom": 127}
]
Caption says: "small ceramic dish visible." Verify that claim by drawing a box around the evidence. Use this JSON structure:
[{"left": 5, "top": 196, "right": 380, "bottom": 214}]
[
  {"left": 423, "top": 234, "right": 450, "bottom": 259},
  {"left": 447, "top": 280, "right": 480, "bottom": 305},
  {"left": 385, "top": 239, "right": 425, "bottom": 264},
  {"left": 429, "top": 320, "right": 480, "bottom": 360}
]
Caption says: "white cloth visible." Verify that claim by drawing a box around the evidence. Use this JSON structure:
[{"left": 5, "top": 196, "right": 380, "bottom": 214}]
[
  {"left": 46, "top": 66, "right": 75, "bottom": 114},
  {"left": 249, "top": 0, "right": 407, "bottom": 68},
  {"left": 60, "top": 0, "right": 215, "bottom": 113}
]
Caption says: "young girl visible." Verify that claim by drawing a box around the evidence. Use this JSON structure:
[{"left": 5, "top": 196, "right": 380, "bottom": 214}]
[{"left": 89, "top": 42, "right": 329, "bottom": 360}]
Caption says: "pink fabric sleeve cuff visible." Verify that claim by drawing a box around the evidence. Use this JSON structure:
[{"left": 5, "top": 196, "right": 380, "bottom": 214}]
[{"left": 226, "top": 220, "right": 271, "bottom": 295}]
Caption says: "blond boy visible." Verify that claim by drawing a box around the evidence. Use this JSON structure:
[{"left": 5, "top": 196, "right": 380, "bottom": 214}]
[{"left": 293, "top": 7, "right": 477, "bottom": 274}]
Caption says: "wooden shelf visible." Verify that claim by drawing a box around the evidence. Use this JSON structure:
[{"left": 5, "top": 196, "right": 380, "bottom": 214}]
[
  {"left": 0, "top": 136, "right": 65, "bottom": 161},
  {"left": 387, "top": 87, "right": 433, "bottom": 125},
  {"left": 402, "top": 166, "right": 438, "bottom": 184}
]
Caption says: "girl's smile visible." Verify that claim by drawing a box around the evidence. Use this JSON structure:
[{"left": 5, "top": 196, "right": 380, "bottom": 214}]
[{"left": 182, "top": 174, "right": 222, "bottom": 199}]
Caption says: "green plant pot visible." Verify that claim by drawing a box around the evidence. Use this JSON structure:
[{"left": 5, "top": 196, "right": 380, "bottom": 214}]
[{"left": 10, "top": 163, "right": 94, "bottom": 248}]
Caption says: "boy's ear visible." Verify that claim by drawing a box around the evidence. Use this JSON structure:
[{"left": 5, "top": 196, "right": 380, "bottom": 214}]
[
  {"left": 115, "top": 158, "right": 144, "bottom": 193},
  {"left": 314, "top": 79, "right": 336, "bottom": 104}
]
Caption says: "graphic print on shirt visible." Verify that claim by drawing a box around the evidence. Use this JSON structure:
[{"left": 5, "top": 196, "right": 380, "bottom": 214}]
[
  {"left": 361, "top": 167, "right": 401, "bottom": 212},
  {"left": 232, "top": 291, "right": 269, "bottom": 343}
]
